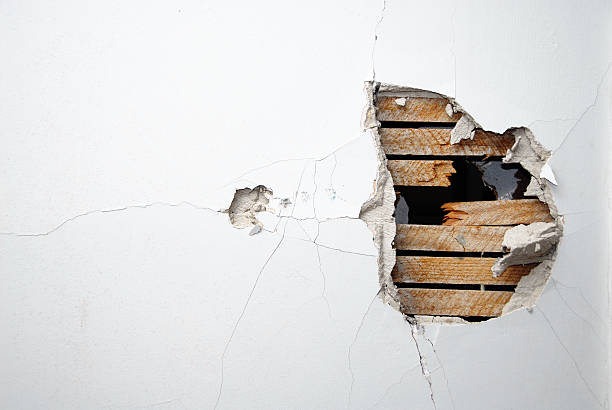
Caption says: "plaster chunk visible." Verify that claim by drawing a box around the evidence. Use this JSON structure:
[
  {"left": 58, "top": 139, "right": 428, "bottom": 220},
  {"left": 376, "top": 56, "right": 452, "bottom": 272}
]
[
  {"left": 491, "top": 222, "right": 561, "bottom": 277},
  {"left": 226, "top": 185, "right": 272, "bottom": 228}
]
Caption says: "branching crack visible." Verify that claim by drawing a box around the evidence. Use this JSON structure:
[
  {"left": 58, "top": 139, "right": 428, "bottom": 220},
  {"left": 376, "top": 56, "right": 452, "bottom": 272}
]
[
  {"left": 424, "top": 334, "right": 455, "bottom": 410},
  {"left": 347, "top": 289, "right": 381, "bottom": 408},
  {"left": 536, "top": 306, "right": 604, "bottom": 409},
  {"left": 409, "top": 323, "right": 437, "bottom": 410},
  {"left": 553, "top": 60, "right": 612, "bottom": 154},
  {"left": 0, "top": 201, "right": 220, "bottom": 237},
  {"left": 371, "top": 0, "right": 387, "bottom": 82}
]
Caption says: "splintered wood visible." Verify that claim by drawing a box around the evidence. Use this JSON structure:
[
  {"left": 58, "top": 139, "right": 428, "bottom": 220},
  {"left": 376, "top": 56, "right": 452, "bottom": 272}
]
[
  {"left": 376, "top": 91, "right": 556, "bottom": 319},
  {"left": 442, "top": 199, "right": 553, "bottom": 226},
  {"left": 387, "top": 160, "right": 455, "bottom": 187}
]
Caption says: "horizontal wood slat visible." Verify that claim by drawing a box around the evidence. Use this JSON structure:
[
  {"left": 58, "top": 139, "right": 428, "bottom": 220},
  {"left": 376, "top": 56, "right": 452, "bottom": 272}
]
[
  {"left": 392, "top": 256, "right": 536, "bottom": 285},
  {"left": 442, "top": 199, "right": 553, "bottom": 226},
  {"left": 394, "top": 224, "right": 509, "bottom": 252},
  {"left": 387, "top": 160, "right": 455, "bottom": 187},
  {"left": 379, "top": 128, "right": 515, "bottom": 156},
  {"left": 398, "top": 288, "right": 513, "bottom": 316},
  {"left": 376, "top": 96, "right": 461, "bottom": 122}
]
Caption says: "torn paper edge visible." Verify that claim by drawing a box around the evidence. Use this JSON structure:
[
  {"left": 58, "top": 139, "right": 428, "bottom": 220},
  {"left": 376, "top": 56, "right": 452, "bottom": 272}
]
[{"left": 365, "top": 82, "right": 564, "bottom": 321}]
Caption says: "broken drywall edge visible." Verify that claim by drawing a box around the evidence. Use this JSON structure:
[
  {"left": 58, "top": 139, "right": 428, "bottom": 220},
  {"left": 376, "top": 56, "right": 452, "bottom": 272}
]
[
  {"left": 359, "top": 81, "right": 400, "bottom": 310},
  {"left": 504, "top": 127, "right": 551, "bottom": 177},
  {"left": 502, "top": 258, "right": 556, "bottom": 315},
  {"left": 498, "top": 127, "right": 564, "bottom": 312},
  {"left": 225, "top": 185, "right": 273, "bottom": 229}
]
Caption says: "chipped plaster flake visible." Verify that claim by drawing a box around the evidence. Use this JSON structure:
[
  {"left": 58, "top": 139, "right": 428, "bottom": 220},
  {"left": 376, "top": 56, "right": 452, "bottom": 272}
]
[{"left": 394, "top": 97, "right": 407, "bottom": 106}]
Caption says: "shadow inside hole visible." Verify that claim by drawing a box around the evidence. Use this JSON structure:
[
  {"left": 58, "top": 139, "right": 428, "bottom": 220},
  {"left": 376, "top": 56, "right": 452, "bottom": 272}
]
[{"left": 393, "top": 159, "right": 530, "bottom": 225}]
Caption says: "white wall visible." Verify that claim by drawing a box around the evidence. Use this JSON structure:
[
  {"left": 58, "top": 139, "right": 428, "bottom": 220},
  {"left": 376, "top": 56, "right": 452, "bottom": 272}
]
[{"left": 1, "top": 0, "right": 610, "bottom": 409}]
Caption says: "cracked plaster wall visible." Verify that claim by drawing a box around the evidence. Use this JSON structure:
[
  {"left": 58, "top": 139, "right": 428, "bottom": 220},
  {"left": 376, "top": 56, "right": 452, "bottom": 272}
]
[{"left": 1, "top": 1, "right": 611, "bottom": 409}]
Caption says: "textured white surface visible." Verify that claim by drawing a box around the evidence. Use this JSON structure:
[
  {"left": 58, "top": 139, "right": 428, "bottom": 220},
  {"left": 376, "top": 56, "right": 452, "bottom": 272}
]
[{"left": 1, "top": 1, "right": 610, "bottom": 409}]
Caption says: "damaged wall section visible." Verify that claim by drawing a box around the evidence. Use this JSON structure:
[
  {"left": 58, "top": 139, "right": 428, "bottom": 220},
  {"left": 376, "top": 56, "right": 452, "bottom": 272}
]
[{"left": 360, "top": 82, "right": 564, "bottom": 322}]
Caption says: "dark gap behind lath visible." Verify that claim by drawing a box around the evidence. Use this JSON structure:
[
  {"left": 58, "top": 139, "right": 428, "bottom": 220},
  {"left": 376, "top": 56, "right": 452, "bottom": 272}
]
[
  {"left": 396, "top": 250, "right": 506, "bottom": 258},
  {"left": 379, "top": 121, "right": 456, "bottom": 129},
  {"left": 394, "top": 159, "right": 496, "bottom": 225},
  {"left": 395, "top": 282, "right": 516, "bottom": 292}
]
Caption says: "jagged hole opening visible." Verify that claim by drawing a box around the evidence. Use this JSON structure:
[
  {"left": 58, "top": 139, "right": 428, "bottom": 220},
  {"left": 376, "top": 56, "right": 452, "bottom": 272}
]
[{"left": 374, "top": 87, "right": 556, "bottom": 322}]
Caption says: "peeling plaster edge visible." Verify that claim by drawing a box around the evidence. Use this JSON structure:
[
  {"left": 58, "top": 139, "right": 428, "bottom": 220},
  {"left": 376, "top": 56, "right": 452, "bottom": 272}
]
[
  {"left": 359, "top": 81, "right": 400, "bottom": 310},
  {"left": 500, "top": 129, "right": 564, "bottom": 314}
]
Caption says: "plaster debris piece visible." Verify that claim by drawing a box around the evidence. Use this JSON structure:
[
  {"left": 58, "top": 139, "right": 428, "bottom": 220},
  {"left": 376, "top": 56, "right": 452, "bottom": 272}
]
[
  {"left": 248, "top": 225, "right": 263, "bottom": 236},
  {"left": 450, "top": 114, "right": 477, "bottom": 145},
  {"left": 225, "top": 185, "right": 273, "bottom": 229},
  {"left": 491, "top": 222, "right": 561, "bottom": 277},
  {"left": 279, "top": 198, "right": 292, "bottom": 208},
  {"left": 445, "top": 103, "right": 454, "bottom": 118},
  {"left": 394, "top": 97, "right": 407, "bottom": 106}
]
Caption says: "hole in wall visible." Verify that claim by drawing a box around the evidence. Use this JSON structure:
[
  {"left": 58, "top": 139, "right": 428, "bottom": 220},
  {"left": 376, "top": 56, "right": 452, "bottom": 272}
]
[{"left": 367, "top": 84, "right": 562, "bottom": 323}]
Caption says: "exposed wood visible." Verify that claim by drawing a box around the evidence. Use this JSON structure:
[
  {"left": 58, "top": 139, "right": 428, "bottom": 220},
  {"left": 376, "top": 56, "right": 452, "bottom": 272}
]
[
  {"left": 387, "top": 160, "right": 455, "bottom": 187},
  {"left": 398, "top": 288, "right": 513, "bottom": 316},
  {"left": 394, "top": 224, "right": 509, "bottom": 252},
  {"left": 379, "top": 128, "right": 515, "bottom": 156},
  {"left": 392, "top": 256, "right": 536, "bottom": 285},
  {"left": 376, "top": 96, "right": 461, "bottom": 122},
  {"left": 442, "top": 199, "right": 553, "bottom": 226}
]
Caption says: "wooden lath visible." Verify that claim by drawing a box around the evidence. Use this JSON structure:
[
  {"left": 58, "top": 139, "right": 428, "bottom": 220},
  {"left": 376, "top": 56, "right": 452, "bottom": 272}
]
[
  {"left": 398, "top": 288, "right": 513, "bottom": 317},
  {"left": 392, "top": 256, "right": 536, "bottom": 285},
  {"left": 394, "top": 224, "right": 509, "bottom": 252},
  {"left": 376, "top": 96, "right": 461, "bottom": 122},
  {"left": 387, "top": 160, "right": 455, "bottom": 187},
  {"left": 380, "top": 128, "right": 515, "bottom": 156},
  {"left": 442, "top": 199, "right": 553, "bottom": 226}
]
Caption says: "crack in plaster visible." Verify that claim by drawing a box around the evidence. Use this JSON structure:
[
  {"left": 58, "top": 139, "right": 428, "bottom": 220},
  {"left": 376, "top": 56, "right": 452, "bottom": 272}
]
[
  {"left": 314, "top": 243, "right": 333, "bottom": 319},
  {"left": 409, "top": 323, "right": 437, "bottom": 410},
  {"left": 553, "top": 60, "right": 612, "bottom": 154},
  {"left": 450, "top": 4, "right": 458, "bottom": 99},
  {"left": 550, "top": 278, "right": 607, "bottom": 327},
  {"left": 0, "top": 201, "right": 220, "bottom": 237},
  {"left": 549, "top": 279, "right": 606, "bottom": 346},
  {"left": 347, "top": 289, "right": 382, "bottom": 409},
  {"left": 536, "top": 306, "right": 605, "bottom": 409},
  {"left": 213, "top": 232, "right": 286, "bottom": 410},
  {"left": 370, "top": 0, "right": 387, "bottom": 82},
  {"left": 424, "top": 334, "right": 456, "bottom": 410}
]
